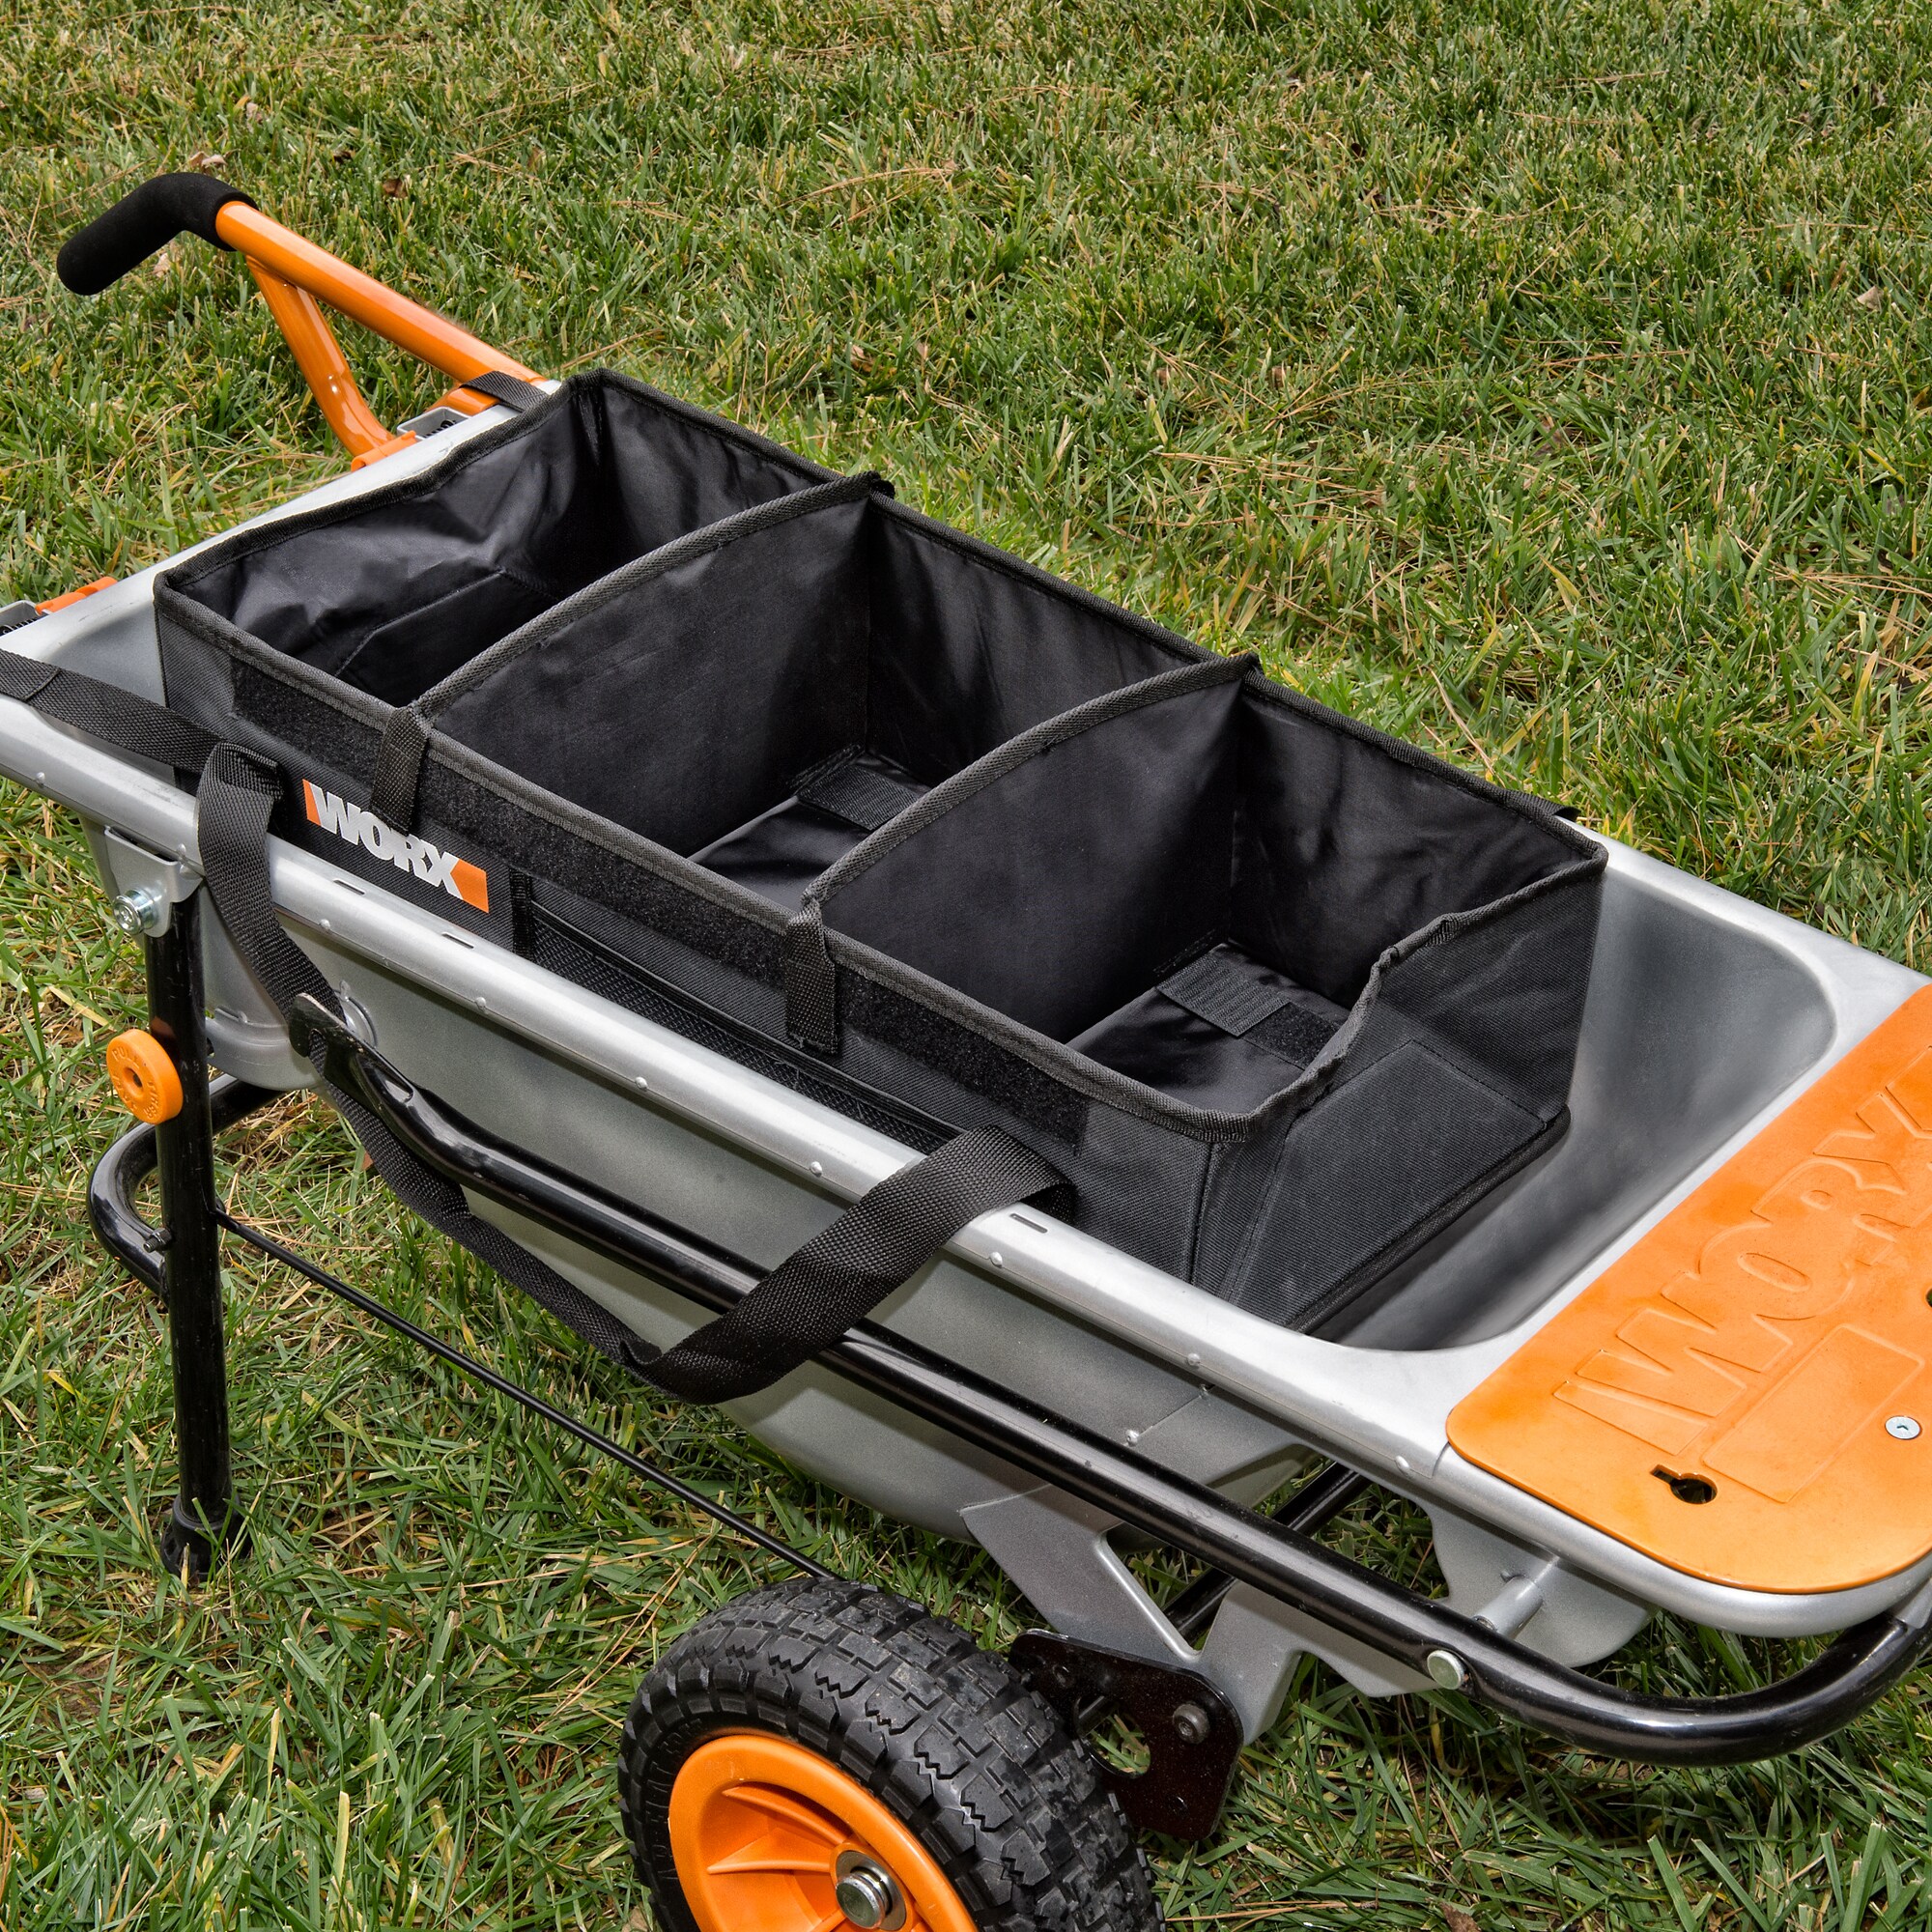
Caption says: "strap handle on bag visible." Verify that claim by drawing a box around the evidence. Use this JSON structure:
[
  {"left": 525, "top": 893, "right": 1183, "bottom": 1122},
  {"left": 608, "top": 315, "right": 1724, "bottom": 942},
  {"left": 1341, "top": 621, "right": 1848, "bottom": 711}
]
[
  {"left": 192, "top": 750, "right": 1069, "bottom": 1403},
  {"left": 0, "top": 648, "right": 1072, "bottom": 1402}
]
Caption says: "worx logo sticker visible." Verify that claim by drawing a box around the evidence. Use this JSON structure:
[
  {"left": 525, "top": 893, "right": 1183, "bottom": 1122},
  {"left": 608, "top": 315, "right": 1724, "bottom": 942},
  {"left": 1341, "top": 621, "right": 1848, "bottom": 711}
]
[
  {"left": 1446, "top": 989, "right": 1932, "bottom": 1590},
  {"left": 1550, "top": 1046, "right": 1932, "bottom": 1463},
  {"left": 301, "top": 781, "right": 490, "bottom": 913}
]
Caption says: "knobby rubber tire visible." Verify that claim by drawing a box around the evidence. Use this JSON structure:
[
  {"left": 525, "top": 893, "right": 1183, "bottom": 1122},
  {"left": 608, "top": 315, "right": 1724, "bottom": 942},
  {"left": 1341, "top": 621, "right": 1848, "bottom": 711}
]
[{"left": 618, "top": 1577, "right": 1160, "bottom": 1932}]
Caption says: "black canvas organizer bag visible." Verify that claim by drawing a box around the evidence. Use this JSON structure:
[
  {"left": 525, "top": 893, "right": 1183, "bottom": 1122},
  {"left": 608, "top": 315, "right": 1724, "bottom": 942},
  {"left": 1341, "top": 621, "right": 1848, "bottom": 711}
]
[{"left": 151, "top": 369, "right": 1605, "bottom": 1338}]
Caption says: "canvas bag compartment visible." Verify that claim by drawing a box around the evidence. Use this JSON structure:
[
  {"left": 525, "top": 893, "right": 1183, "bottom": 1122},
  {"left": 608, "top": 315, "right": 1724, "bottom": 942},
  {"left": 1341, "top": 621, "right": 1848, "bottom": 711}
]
[
  {"left": 150, "top": 366, "right": 1605, "bottom": 1336},
  {"left": 164, "top": 371, "right": 835, "bottom": 706},
  {"left": 788, "top": 657, "right": 1255, "bottom": 1056},
  {"left": 360, "top": 473, "right": 895, "bottom": 861}
]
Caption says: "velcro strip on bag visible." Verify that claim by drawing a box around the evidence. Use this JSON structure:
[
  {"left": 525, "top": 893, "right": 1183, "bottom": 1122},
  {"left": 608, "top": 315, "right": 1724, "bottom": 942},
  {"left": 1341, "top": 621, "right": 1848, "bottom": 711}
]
[
  {"left": 793, "top": 747, "right": 926, "bottom": 832},
  {"left": 1158, "top": 947, "right": 1345, "bottom": 1067},
  {"left": 1159, "top": 949, "right": 1299, "bottom": 1036}
]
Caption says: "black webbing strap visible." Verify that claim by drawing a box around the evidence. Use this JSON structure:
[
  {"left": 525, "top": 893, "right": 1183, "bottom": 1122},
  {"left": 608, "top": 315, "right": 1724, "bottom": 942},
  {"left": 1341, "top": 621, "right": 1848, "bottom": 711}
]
[
  {"left": 0, "top": 647, "right": 220, "bottom": 776},
  {"left": 793, "top": 747, "right": 925, "bottom": 833},
  {"left": 784, "top": 899, "right": 839, "bottom": 1054},
  {"left": 464, "top": 370, "right": 550, "bottom": 412},
  {"left": 1159, "top": 950, "right": 1297, "bottom": 1037},
  {"left": 368, "top": 704, "right": 432, "bottom": 829},
  {"left": 192, "top": 748, "right": 670, "bottom": 1375},
  {"left": 637, "top": 1125, "right": 1068, "bottom": 1402},
  {"left": 193, "top": 749, "right": 1070, "bottom": 1406}
]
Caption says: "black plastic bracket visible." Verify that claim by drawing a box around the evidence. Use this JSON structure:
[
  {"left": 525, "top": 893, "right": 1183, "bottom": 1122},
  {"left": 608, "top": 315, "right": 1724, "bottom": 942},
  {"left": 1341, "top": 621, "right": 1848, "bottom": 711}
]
[{"left": 1011, "top": 1630, "right": 1244, "bottom": 1839}]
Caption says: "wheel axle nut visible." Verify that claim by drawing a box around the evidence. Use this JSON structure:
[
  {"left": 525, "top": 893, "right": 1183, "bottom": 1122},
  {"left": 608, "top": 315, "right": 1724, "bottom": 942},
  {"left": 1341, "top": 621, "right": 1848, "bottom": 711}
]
[
  {"left": 833, "top": 1855, "right": 906, "bottom": 1930},
  {"left": 1172, "top": 1700, "right": 1211, "bottom": 1746}
]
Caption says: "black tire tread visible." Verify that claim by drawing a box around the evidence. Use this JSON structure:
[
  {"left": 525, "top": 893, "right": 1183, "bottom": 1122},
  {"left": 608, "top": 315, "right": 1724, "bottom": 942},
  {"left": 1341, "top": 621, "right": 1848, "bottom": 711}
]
[{"left": 618, "top": 1577, "right": 1159, "bottom": 1932}]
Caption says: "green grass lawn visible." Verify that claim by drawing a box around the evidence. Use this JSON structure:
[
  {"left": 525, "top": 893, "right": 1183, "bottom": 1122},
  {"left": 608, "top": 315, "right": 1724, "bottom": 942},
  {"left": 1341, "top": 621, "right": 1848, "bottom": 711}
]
[{"left": 5, "top": 0, "right": 1932, "bottom": 1924}]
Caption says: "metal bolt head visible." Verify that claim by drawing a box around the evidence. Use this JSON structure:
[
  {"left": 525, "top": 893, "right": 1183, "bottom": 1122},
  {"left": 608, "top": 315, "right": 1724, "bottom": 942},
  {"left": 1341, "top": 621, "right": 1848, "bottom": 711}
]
[
  {"left": 109, "top": 885, "right": 167, "bottom": 937},
  {"left": 1425, "top": 1648, "right": 1467, "bottom": 1690},
  {"left": 1172, "top": 1700, "right": 1212, "bottom": 1746},
  {"left": 833, "top": 1854, "right": 906, "bottom": 1931},
  {"left": 1886, "top": 1414, "right": 1922, "bottom": 1440}
]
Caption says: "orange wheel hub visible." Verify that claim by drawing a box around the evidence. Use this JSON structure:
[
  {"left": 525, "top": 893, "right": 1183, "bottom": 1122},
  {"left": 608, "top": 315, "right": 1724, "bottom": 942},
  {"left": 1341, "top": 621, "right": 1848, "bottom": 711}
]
[
  {"left": 105, "top": 1029, "right": 184, "bottom": 1124},
  {"left": 667, "top": 1731, "right": 978, "bottom": 1932}
]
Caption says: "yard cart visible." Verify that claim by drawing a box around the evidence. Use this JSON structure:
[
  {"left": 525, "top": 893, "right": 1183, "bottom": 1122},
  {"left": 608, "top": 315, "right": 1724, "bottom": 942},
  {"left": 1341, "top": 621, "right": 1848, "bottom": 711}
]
[{"left": 6, "top": 173, "right": 1932, "bottom": 1932}]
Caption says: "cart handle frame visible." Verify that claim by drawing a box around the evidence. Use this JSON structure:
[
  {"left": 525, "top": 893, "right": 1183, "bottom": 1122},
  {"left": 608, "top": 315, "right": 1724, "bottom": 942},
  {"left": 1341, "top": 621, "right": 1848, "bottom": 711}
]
[{"left": 57, "top": 171, "right": 541, "bottom": 467}]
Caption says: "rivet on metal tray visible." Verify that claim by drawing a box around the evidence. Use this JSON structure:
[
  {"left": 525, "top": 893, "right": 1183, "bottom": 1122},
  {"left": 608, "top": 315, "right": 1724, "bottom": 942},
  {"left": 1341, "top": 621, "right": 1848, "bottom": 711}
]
[
  {"left": 810, "top": 1159, "right": 824, "bottom": 1177},
  {"left": 474, "top": 995, "right": 487, "bottom": 1009},
  {"left": 1425, "top": 1649, "right": 1466, "bottom": 1690},
  {"left": 1886, "top": 1415, "right": 1922, "bottom": 1440},
  {"left": 633, "top": 1074, "right": 648, "bottom": 1090},
  {"left": 1124, "top": 1428, "right": 1141, "bottom": 1446},
  {"left": 988, "top": 1249, "right": 1005, "bottom": 1268}
]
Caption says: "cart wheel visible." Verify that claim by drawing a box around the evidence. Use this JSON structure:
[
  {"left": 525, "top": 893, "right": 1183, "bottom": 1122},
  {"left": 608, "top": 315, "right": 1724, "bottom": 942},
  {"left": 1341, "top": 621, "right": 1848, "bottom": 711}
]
[{"left": 619, "top": 1577, "right": 1159, "bottom": 1932}]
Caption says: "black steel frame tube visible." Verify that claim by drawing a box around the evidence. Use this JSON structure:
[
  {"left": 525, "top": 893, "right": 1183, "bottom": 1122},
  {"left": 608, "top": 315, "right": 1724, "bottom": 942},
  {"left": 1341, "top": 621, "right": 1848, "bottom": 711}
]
[
  {"left": 290, "top": 996, "right": 1932, "bottom": 1766},
  {"left": 87, "top": 1079, "right": 832, "bottom": 1581},
  {"left": 1166, "top": 1464, "right": 1372, "bottom": 1643},
  {"left": 143, "top": 895, "right": 248, "bottom": 1577}
]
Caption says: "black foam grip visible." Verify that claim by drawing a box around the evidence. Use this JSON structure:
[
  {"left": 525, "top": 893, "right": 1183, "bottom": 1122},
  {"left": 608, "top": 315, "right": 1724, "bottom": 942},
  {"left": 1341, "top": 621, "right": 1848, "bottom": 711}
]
[{"left": 56, "top": 173, "right": 256, "bottom": 296}]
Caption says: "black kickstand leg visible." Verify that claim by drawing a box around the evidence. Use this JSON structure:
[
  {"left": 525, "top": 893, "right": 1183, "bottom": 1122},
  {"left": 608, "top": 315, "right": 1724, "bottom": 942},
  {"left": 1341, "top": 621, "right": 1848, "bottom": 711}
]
[{"left": 143, "top": 890, "right": 248, "bottom": 1579}]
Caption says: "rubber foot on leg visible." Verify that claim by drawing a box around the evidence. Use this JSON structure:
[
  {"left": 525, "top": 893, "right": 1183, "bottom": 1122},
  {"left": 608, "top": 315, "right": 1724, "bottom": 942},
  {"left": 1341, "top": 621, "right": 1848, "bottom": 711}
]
[{"left": 159, "top": 1495, "right": 249, "bottom": 1581}]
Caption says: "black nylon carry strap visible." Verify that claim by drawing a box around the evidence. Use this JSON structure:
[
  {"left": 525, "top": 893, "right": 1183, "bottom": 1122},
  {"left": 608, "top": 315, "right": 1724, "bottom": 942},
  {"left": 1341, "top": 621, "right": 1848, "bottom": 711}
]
[
  {"left": 195, "top": 748, "right": 333, "bottom": 1007},
  {"left": 0, "top": 647, "right": 220, "bottom": 776},
  {"left": 192, "top": 746, "right": 664, "bottom": 1374},
  {"left": 464, "top": 370, "right": 550, "bottom": 412},
  {"left": 193, "top": 750, "right": 1070, "bottom": 1405},
  {"left": 634, "top": 1125, "right": 1069, "bottom": 1402}
]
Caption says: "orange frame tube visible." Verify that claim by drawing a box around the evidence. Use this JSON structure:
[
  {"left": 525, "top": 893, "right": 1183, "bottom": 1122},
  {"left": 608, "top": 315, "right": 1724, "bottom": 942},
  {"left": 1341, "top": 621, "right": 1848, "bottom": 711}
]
[{"left": 213, "top": 201, "right": 542, "bottom": 463}]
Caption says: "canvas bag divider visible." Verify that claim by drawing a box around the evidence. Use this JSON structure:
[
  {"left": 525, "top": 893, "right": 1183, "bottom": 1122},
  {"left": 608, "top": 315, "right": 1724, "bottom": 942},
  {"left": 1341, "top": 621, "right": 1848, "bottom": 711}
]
[
  {"left": 365, "top": 470, "right": 890, "bottom": 850},
  {"left": 783, "top": 654, "right": 1255, "bottom": 1057}
]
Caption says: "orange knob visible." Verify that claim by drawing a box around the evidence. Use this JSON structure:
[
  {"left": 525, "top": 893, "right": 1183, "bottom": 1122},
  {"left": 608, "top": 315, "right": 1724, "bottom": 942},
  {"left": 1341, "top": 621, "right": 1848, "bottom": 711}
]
[{"left": 106, "top": 1030, "right": 184, "bottom": 1124}]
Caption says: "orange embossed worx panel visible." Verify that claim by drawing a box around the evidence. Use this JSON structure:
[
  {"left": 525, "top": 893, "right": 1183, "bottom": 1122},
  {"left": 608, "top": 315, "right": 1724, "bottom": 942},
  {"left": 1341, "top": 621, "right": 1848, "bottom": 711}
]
[{"left": 1448, "top": 987, "right": 1932, "bottom": 1593}]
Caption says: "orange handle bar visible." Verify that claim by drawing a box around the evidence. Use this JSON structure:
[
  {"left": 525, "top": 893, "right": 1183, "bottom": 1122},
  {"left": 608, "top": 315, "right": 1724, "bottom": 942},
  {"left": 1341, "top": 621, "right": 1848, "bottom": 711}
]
[
  {"left": 213, "top": 202, "right": 541, "bottom": 464},
  {"left": 213, "top": 202, "right": 540, "bottom": 395},
  {"left": 57, "top": 173, "right": 540, "bottom": 465}
]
